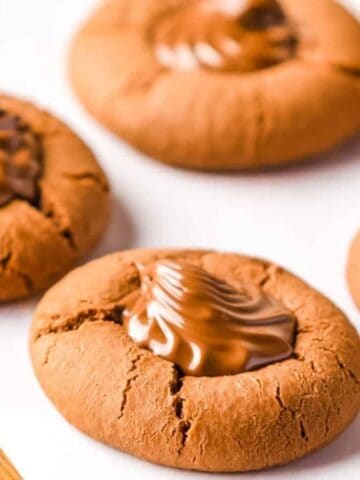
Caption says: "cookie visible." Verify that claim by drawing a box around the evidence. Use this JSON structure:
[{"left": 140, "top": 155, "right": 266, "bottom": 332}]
[
  {"left": 0, "top": 94, "right": 110, "bottom": 302},
  {"left": 347, "top": 230, "right": 360, "bottom": 308},
  {"left": 69, "top": 0, "right": 360, "bottom": 170},
  {"left": 30, "top": 249, "right": 360, "bottom": 472}
]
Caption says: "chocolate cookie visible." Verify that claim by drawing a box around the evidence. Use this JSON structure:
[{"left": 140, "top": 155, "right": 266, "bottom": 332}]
[
  {"left": 30, "top": 249, "right": 360, "bottom": 472},
  {"left": 0, "top": 94, "right": 110, "bottom": 302},
  {"left": 347, "top": 230, "right": 360, "bottom": 308},
  {"left": 69, "top": 0, "right": 360, "bottom": 170}
]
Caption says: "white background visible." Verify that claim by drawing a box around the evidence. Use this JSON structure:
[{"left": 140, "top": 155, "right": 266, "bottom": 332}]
[{"left": 0, "top": 0, "right": 359, "bottom": 478}]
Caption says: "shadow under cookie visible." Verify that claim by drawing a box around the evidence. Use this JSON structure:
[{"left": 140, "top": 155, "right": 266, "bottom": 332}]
[
  {"left": 30, "top": 249, "right": 360, "bottom": 472},
  {"left": 0, "top": 94, "right": 110, "bottom": 302},
  {"left": 69, "top": 0, "right": 360, "bottom": 170}
]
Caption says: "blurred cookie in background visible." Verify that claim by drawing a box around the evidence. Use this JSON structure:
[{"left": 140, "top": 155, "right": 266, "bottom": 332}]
[
  {"left": 347, "top": 229, "right": 360, "bottom": 308},
  {"left": 69, "top": 0, "right": 360, "bottom": 170},
  {"left": 0, "top": 94, "right": 110, "bottom": 302}
]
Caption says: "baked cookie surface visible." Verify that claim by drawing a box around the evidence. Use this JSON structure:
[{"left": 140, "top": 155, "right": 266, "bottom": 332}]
[
  {"left": 30, "top": 249, "right": 360, "bottom": 472},
  {"left": 0, "top": 94, "right": 109, "bottom": 302},
  {"left": 347, "top": 230, "right": 360, "bottom": 308},
  {"left": 69, "top": 0, "right": 360, "bottom": 170}
]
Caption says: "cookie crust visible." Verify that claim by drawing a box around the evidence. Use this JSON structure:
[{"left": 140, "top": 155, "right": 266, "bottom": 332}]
[
  {"left": 347, "top": 230, "right": 360, "bottom": 308},
  {"left": 0, "top": 94, "right": 110, "bottom": 301},
  {"left": 69, "top": 0, "right": 360, "bottom": 170},
  {"left": 30, "top": 249, "right": 360, "bottom": 472}
]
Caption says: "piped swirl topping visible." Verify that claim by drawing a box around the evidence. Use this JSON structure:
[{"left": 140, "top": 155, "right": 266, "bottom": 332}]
[
  {"left": 151, "top": 0, "right": 298, "bottom": 72},
  {"left": 123, "top": 260, "right": 297, "bottom": 376},
  {"left": 0, "top": 110, "right": 42, "bottom": 207}
]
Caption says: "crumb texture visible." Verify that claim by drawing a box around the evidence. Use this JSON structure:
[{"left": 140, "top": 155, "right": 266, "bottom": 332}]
[{"left": 30, "top": 249, "right": 360, "bottom": 472}]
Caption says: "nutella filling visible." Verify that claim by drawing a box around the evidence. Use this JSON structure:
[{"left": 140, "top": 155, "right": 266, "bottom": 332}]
[
  {"left": 151, "top": 0, "right": 297, "bottom": 72},
  {"left": 0, "top": 110, "right": 42, "bottom": 207},
  {"left": 123, "top": 260, "right": 297, "bottom": 376}
]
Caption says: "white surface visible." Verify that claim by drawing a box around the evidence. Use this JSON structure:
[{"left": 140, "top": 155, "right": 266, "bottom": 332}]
[{"left": 0, "top": 0, "right": 359, "bottom": 478}]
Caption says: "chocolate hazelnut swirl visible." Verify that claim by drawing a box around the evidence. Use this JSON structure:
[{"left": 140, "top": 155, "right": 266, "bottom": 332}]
[
  {"left": 123, "top": 261, "right": 297, "bottom": 376},
  {"left": 0, "top": 110, "right": 42, "bottom": 207},
  {"left": 151, "top": 0, "right": 297, "bottom": 72}
]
